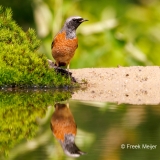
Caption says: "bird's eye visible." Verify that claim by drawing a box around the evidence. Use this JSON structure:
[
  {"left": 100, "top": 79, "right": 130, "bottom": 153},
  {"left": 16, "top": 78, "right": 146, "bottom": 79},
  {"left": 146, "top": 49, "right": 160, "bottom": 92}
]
[{"left": 73, "top": 19, "right": 76, "bottom": 21}]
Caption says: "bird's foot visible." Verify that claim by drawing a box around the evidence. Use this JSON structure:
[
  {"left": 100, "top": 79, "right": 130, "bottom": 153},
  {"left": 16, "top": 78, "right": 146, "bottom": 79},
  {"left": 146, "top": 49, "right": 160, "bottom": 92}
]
[
  {"left": 54, "top": 66, "right": 77, "bottom": 83},
  {"left": 47, "top": 59, "right": 77, "bottom": 83}
]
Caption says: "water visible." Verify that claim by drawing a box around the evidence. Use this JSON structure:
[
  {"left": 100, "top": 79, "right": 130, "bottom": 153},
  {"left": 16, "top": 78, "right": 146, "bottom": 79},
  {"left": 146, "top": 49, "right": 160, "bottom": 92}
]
[{"left": 1, "top": 90, "right": 160, "bottom": 160}]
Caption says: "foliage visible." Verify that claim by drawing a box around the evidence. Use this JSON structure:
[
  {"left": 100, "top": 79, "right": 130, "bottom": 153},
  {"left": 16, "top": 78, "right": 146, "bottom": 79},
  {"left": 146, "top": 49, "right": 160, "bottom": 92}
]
[
  {"left": 31, "top": 0, "right": 160, "bottom": 67},
  {"left": 0, "top": 0, "right": 34, "bottom": 30},
  {"left": 0, "top": 6, "right": 71, "bottom": 88},
  {"left": 0, "top": 89, "right": 72, "bottom": 157},
  {"left": 2, "top": 1, "right": 160, "bottom": 69}
]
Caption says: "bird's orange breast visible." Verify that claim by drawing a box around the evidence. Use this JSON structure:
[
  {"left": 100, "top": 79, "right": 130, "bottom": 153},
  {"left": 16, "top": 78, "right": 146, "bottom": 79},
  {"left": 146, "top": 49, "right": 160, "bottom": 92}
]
[
  {"left": 50, "top": 104, "right": 77, "bottom": 142},
  {"left": 52, "top": 31, "right": 78, "bottom": 66}
]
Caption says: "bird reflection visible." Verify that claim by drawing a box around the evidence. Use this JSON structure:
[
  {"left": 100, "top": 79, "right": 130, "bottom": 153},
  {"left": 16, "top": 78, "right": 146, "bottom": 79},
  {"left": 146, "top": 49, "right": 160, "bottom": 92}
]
[{"left": 50, "top": 103, "right": 85, "bottom": 157}]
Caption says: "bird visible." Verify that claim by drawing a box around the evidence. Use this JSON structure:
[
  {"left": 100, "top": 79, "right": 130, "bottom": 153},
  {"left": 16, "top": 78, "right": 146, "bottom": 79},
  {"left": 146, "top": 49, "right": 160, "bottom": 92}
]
[
  {"left": 51, "top": 16, "right": 88, "bottom": 71},
  {"left": 50, "top": 103, "right": 86, "bottom": 157}
]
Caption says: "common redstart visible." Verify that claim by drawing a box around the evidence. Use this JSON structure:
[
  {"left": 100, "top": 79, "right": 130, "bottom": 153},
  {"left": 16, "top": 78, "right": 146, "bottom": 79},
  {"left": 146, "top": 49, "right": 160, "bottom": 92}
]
[
  {"left": 50, "top": 103, "right": 85, "bottom": 157},
  {"left": 51, "top": 16, "right": 88, "bottom": 70}
]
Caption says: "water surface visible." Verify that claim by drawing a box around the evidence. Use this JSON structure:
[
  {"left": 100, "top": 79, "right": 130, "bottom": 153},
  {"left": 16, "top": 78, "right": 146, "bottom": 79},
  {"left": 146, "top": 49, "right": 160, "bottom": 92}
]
[{"left": 1, "top": 90, "right": 160, "bottom": 160}]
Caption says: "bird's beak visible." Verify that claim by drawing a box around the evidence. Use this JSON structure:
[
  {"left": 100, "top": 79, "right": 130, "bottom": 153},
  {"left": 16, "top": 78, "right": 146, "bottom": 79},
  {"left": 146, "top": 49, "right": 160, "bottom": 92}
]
[{"left": 80, "top": 19, "right": 88, "bottom": 23}]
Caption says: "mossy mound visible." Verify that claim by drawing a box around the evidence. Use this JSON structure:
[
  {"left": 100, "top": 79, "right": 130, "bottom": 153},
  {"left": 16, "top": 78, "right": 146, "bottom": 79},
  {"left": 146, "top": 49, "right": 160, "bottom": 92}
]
[
  {"left": 0, "top": 89, "right": 72, "bottom": 156},
  {"left": 0, "top": 6, "right": 71, "bottom": 88}
]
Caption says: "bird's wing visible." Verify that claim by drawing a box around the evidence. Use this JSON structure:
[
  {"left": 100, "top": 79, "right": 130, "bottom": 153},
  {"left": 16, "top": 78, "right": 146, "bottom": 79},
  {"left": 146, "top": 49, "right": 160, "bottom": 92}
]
[
  {"left": 51, "top": 40, "right": 54, "bottom": 49},
  {"left": 50, "top": 122, "right": 53, "bottom": 131}
]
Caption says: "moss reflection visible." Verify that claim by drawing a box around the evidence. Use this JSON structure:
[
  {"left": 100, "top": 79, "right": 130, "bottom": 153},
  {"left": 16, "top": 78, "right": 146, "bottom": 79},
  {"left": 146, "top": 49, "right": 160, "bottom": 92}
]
[{"left": 0, "top": 90, "right": 72, "bottom": 157}]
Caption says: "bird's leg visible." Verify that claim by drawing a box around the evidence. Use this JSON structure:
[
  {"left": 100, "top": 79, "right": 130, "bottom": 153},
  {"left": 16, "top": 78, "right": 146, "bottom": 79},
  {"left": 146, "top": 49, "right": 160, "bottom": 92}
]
[
  {"left": 66, "top": 101, "right": 69, "bottom": 108},
  {"left": 67, "top": 63, "right": 70, "bottom": 79},
  {"left": 67, "top": 63, "right": 70, "bottom": 73},
  {"left": 66, "top": 63, "right": 77, "bottom": 83}
]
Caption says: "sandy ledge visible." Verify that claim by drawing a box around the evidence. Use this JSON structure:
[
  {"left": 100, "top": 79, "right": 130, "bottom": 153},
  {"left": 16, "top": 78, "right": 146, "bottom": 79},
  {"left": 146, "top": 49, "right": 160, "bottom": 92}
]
[{"left": 71, "top": 66, "right": 160, "bottom": 105}]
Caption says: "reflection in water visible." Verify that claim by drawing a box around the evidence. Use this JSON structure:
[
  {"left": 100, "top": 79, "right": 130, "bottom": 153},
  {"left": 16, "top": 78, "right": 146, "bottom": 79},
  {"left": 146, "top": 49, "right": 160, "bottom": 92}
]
[
  {"left": 2, "top": 94, "right": 160, "bottom": 160},
  {"left": 50, "top": 103, "right": 86, "bottom": 157}
]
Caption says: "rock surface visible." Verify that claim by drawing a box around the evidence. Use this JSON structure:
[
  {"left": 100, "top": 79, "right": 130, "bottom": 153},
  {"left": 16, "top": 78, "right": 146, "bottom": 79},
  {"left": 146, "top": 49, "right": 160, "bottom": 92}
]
[{"left": 71, "top": 66, "right": 160, "bottom": 105}]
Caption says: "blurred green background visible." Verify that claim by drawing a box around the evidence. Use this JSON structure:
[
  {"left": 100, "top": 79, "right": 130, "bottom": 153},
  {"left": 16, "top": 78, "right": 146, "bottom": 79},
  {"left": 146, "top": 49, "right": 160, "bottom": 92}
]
[{"left": 1, "top": 0, "right": 160, "bottom": 68}]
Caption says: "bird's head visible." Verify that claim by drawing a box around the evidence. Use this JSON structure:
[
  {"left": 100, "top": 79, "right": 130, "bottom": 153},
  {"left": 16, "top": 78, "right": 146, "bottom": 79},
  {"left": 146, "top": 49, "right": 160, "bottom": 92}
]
[
  {"left": 64, "top": 16, "right": 88, "bottom": 31},
  {"left": 59, "top": 134, "right": 86, "bottom": 157}
]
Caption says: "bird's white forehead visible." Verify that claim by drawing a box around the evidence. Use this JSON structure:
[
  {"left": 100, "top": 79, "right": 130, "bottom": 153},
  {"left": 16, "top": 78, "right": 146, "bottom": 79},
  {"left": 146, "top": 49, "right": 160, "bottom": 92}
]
[
  {"left": 66, "top": 16, "right": 83, "bottom": 22},
  {"left": 65, "top": 150, "right": 81, "bottom": 157}
]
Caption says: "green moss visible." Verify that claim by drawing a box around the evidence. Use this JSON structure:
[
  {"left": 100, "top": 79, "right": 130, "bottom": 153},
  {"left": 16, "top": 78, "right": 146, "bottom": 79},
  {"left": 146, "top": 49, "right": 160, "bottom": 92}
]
[
  {"left": 0, "top": 6, "right": 71, "bottom": 88},
  {"left": 0, "top": 90, "right": 72, "bottom": 156}
]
